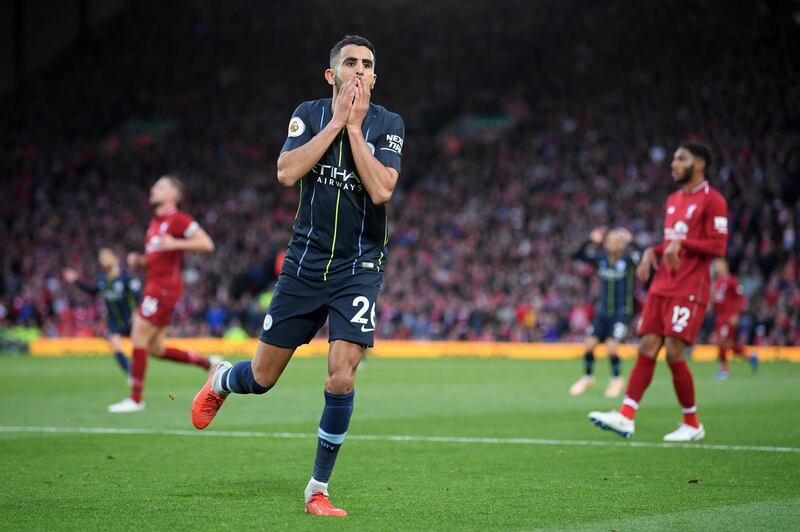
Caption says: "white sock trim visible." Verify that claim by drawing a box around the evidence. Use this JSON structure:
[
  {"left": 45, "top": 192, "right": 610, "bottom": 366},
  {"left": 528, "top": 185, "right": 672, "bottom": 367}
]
[
  {"left": 623, "top": 397, "right": 640, "bottom": 410},
  {"left": 305, "top": 477, "right": 329, "bottom": 502},
  {"left": 682, "top": 406, "right": 697, "bottom": 414}
]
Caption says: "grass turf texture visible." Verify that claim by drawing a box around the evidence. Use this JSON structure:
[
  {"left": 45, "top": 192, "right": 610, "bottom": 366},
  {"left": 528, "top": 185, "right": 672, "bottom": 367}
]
[{"left": 1, "top": 355, "right": 799, "bottom": 530}]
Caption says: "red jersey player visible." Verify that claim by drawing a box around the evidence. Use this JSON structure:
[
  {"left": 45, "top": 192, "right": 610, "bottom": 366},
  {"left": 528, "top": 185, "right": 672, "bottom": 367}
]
[
  {"left": 108, "top": 175, "right": 221, "bottom": 413},
  {"left": 590, "top": 142, "right": 728, "bottom": 442},
  {"left": 711, "top": 258, "right": 758, "bottom": 379}
]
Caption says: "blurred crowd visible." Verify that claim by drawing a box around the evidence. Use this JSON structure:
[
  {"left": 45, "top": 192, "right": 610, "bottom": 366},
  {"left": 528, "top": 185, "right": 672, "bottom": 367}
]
[{"left": 1, "top": 0, "right": 799, "bottom": 345}]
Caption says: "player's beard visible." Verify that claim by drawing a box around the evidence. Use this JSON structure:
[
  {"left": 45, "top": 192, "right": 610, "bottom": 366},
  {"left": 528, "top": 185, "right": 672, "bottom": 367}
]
[{"left": 675, "top": 164, "right": 693, "bottom": 185}]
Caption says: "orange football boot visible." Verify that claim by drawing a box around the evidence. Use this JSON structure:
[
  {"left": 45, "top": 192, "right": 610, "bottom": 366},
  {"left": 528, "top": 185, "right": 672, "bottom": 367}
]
[
  {"left": 191, "top": 362, "right": 230, "bottom": 429},
  {"left": 305, "top": 494, "right": 347, "bottom": 517}
]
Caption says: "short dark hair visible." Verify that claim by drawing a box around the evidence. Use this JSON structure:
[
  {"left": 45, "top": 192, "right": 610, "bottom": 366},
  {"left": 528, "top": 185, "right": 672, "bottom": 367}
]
[
  {"left": 329, "top": 35, "right": 375, "bottom": 66},
  {"left": 679, "top": 141, "right": 713, "bottom": 173}
]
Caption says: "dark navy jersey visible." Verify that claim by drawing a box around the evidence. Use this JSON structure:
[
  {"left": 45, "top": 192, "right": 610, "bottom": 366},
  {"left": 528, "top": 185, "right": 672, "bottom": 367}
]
[
  {"left": 573, "top": 241, "right": 640, "bottom": 318},
  {"left": 77, "top": 270, "right": 141, "bottom": 332},
  {"left": 281, "top": 98, "right": 404, "bottom": 281}
]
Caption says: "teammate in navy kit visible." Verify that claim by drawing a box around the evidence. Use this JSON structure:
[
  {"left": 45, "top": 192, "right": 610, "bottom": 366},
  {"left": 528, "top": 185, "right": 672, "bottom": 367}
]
[
  {"left": 63, "top": 248, "right": 141, "bottom": 376},
  {"left": 192, "top": 35, "right": 404, "bottom": 517},
  {"left": 569, "top": 227, "right": 640, "bottom": 398}
]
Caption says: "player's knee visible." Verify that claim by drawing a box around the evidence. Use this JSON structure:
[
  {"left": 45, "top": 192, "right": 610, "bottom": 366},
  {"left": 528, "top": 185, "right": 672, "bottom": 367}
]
[
  {"left": 250, "top": 364, "right": 279, "bottom": 389},
  {"left": 638, "top": 336, "right": 661, "bottom": 357},
  {"left": 326, "top": 368, "right": 356, "bottom": 394},
  {"left": 664, "top": 339, "right": 686, "bottom": 363}
]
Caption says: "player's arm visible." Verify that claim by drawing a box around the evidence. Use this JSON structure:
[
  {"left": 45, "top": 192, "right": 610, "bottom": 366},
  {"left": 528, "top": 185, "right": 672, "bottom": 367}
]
[
  {"left": 730, "top": 281, "right": 746, "bottom": 325},
  {"left": 573, "top": 226, "right": 606, "bottom": 263},
  {"left": 571, "top": 240, "right": 597, "bottom": 264},
  {"left": 276, "top": 79, "right": 359, "bottom": 187},
  {"left": 161, "top": 224, "right": 214, "bottom": 253},
  {"left": 63, "top": 268, "right": 99, "bottom": 295},
  {"left": 127, "top": 252, "right": 146, "bottom": 270},
  {"left": 664, "top": 196, "right": 728, "bottom": 268},
  {"left": 636, "top": 247, "right": 660, "bottom": 282},
  {"left": 346, "top": 80, "right": 403, "bottom": 205}
]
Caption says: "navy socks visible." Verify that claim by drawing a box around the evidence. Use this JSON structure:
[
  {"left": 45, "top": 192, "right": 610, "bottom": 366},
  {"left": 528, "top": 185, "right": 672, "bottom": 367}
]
[
  {"left": 312, "top": 391, "right": 355, "bottom": 484},
  {"left": 583, "top": 350, "right": 595, "bottom": 376},
  {"left": 219, "top": 361, "right": 272, "bottom": 395},
  {"left": 609, "top": 354, "right": 622, "bottom": 377},
  {"left": 114, "top": 351, "right": 130, "bottom": 375}
]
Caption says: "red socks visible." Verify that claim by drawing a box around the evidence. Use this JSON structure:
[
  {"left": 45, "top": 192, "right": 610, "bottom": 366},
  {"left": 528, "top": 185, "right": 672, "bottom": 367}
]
[
  {"left": 619, "top": 354, "right": 657, "bottom": 420},
  {"left": 162, "top": 347, "right": 211, "bottom": 370},
  {"left": 669, "top": 360, "right": 699, "bottom": 428},
  {"left": 130, "top": 347, "right": 147, "bottom": 403}
]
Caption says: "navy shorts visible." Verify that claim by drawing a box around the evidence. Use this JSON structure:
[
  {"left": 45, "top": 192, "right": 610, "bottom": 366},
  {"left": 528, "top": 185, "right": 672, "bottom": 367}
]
[
  {"left": 587, "top": 314, "right": 629, "bottom": 343},
  {"left": 260, "top": 271, "right": 383, "bottom": 349},
  {"left": 107, "top": 320, "right": 131, "bottom": 337}
]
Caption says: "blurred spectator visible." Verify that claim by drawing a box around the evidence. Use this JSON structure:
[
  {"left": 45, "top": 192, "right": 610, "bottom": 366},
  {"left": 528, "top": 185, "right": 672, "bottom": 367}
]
[{"left": 1, "top": 0, "right": 798, "bottom": 344}]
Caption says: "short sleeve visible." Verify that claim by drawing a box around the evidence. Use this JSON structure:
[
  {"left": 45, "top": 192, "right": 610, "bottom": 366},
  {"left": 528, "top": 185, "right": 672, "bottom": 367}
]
[
  {"left": 374, "top": 115, "right": 405, "bottom": 173},
  {"left": 706, "top": 193, "right": 729, "bottom": 237},
  {"left": 171, "top": 212, "right": 197, "bottom": 238},
  {"left": 281, "top": 102, "right": 314, "bottom": 153}
]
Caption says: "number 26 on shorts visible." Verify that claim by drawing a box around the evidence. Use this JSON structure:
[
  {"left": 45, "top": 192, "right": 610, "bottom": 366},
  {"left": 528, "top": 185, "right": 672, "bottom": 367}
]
[{"left": 350, "top": 296, "right": 376, "bottom": 333}]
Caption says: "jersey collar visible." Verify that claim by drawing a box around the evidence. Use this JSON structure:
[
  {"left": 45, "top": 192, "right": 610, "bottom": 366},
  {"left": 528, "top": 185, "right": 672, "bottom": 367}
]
[{"left": 683, "top": 180, "right": 709, "bottom": 195}]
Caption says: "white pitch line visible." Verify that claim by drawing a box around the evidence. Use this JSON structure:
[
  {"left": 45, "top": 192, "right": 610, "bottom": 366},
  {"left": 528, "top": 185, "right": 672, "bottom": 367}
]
[{"left": 0, "top": 426, "right": 799, "bottom": 454}]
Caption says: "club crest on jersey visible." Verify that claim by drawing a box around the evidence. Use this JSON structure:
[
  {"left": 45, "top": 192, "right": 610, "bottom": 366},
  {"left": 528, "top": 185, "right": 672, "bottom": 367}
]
[
  {"left": 665, "top": 221, "right": 689, "bottom": 240},
  {"left": 288, "top": 117, "right": 305, "bottom": 138},
  {"left": 667, "top": 206, "right": 676, "bottom": 214},
  {"left": 159, "top": 222, "right": 169, "bottom": 234}
]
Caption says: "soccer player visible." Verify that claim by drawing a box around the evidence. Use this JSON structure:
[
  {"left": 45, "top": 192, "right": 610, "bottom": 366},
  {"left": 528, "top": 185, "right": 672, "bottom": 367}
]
[
  {"left": 569, "top": 227, "right": 639, "bottom": 398},
  {"left": 192, "top": 35, "right": 404, "bottom": 517},
  {"left": 107, "top": 175, "right": 219, "bottom": 413},
  {"left": 63, "top": 247, "right": 141, "bottom": 376},
  {"left": 711, "top": 258, "right": 758, "bottom": 378},
  {"left": 589, "top": 142, "right": 728, "bottom": 442}
]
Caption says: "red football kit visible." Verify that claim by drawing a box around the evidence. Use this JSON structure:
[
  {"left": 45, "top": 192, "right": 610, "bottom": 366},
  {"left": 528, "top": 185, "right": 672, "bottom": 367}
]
[
  {"left": 637, "top": 180, "right": 729, "bottom": 344},
  {"left": 712, "top": 274, "right": 745, "bottom": 341},
  {"left": 138, "top": 208, "right": 198, "bottom": 326}
]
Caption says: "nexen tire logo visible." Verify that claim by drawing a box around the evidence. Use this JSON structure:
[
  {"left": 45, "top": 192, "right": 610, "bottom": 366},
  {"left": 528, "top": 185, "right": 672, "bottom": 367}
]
[{"left": 382, "top": 134, "right": 403, "bottom": 155}]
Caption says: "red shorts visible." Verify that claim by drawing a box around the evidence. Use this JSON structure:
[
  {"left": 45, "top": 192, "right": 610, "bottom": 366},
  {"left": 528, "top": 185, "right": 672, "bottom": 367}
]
[
  {"left": 637, "top": 294, "right": 706, "bottom": 345},
  {"left": 138, "top": 286, "right": 180, "bottom": 327},
  {"left": 714, "top": 320, "right": 734, "bottom": 342}
]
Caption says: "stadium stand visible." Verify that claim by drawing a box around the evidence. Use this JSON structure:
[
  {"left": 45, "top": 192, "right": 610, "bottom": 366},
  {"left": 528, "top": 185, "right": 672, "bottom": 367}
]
[{"left": 1, "top": 0, "right": 798, "bottom": 344}]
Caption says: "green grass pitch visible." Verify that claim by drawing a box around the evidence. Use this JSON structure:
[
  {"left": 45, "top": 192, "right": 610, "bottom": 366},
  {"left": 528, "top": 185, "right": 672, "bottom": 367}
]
[{"left": 1, "top": 354, "right": 799, "bottom": 530}]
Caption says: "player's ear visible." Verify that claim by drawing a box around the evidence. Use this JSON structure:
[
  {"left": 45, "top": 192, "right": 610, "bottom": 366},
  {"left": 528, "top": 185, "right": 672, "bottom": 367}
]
[
  {"left": 324, "top": 68, "right": 336, "bottom": 87},
  {"left": 371, "top": 74, "right": 377, "bottom": 90}
]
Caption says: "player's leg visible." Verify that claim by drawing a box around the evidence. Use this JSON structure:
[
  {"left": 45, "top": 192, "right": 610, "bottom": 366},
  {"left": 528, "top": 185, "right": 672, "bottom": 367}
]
[
  {"left": 192, "top": 272, "right": 326, "bottom": 429},
  {"left": 304, "top": 273, "right": 379, "bottom": 516},
  {"left": 570, "top": 335, "right": 599, "bottom": 395},
  {"left": 603, "top": 338, "right": 624, "bottom": 398},
  {"left": 716, "top": 324, "right": 731, "bottom": 378},
  {"left": 619, "top": 333, "right": 661, "bottom": 419},
  {"left": 150, "top": 330, "right": 213, "bottom": 370},
  {"left": 108, "top": 314, "right": 157, "bottom": 412},
  {"left": 108, "top": 333, "right": 130, "bottom": 376},
  {"left": 588, "top": 295, "right": 667, "bottom": 437},
  {"left": 662, "top": 336, "right": 705, "bottom": 441},
  {"left": 305, "top": 340, "right": 363, "bottom": 517}
]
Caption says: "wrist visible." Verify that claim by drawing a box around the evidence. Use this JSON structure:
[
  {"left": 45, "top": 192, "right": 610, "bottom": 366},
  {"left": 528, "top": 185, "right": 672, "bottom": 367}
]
[{"left": 346, "top": 124, "right": 364, "bottom": 136}]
